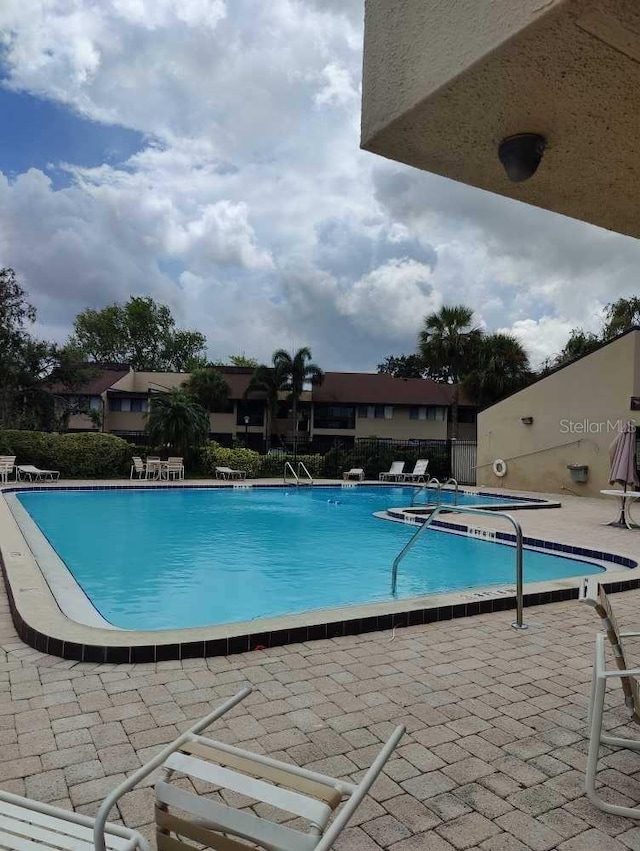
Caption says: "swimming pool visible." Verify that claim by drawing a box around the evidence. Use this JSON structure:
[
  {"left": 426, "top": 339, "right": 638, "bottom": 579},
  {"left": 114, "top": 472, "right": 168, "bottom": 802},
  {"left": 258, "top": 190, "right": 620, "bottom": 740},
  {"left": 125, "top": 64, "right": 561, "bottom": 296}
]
[{"left": 16, "top": 485, "right": 603, "bottom": 631}]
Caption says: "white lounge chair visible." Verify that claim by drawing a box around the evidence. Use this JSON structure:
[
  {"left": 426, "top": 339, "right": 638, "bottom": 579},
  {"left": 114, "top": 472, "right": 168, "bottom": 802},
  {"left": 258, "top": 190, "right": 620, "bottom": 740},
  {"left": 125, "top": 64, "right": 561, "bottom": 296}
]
[
  {"left": 403, "top": 459, "right": 429, "bottom": 482},
  {"left": 0, "top": 690, "right": 251, "bottom": 851},
  {"left": 0, "top": 455, "right": 16, "bottom": 483},
  {"left": 580, "top": 577, "right": 640, "bottom": 819},
  {"left": 343, "top": 467, "right": 365, "bottom": 481},
  {"left": 156, "top": 688, "right": 404, "bottom": 851},
  {"left": 215, "top": 465, "right": 246, "bottom": 480},
  {"left": 130, "top": 456, "right": 146, "bottom": 479},
  {"left": 379, "top": 461, "right": 405, "bottom": 481},
  {"left": 16, "top": 465, "right": 60, "bottom": 482}
]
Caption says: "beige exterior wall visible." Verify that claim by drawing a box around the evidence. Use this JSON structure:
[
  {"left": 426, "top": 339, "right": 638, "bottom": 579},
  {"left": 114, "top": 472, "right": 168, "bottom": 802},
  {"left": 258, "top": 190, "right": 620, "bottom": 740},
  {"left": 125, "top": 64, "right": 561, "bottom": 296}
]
[
  {"left": 68, "top": 412, "right": 99, "bottom": 431},
  {"left": 477, "top": 332, "right": 640, "bottom": 497},
  {"left": 355, "top": 407, "right": 448, "bottom": 440}
]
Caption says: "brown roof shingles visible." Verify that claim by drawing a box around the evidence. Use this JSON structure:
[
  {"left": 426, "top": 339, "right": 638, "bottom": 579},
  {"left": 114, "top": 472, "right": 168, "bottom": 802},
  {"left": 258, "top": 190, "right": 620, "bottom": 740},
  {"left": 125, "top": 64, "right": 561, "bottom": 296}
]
[{"left": 312, "top": 372, "right": 465, "bottom": 406}]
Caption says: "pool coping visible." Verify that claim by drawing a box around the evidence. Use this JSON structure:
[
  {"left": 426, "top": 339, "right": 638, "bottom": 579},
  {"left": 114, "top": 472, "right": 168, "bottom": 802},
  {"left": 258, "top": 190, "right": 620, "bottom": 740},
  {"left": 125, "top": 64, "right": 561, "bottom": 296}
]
[{"left": 1, "top": 482, "right": 638, "bottom": 662}]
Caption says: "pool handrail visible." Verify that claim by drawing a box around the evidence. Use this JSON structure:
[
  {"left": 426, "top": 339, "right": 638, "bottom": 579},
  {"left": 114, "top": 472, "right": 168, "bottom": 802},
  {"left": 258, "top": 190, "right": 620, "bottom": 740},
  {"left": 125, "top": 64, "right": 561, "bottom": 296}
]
[
  {"left": 390, "top": 505, "right": 527, "bottom": 630},
  {"left": 297, "top": 461, "right": 313, "bottom": 485},
  {"left": 410, "top": 477, "right": 439, "bottom": 507},
  {"left": 284, "top": 461, "right": 299, "bottom": 486}
]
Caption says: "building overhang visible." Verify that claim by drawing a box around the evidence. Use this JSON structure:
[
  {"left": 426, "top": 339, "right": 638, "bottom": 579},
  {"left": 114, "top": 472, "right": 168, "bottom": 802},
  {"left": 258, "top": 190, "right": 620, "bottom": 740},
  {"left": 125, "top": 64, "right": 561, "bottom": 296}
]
[{"left": 361, "top": 0, "right": 640, "bottom": 238}]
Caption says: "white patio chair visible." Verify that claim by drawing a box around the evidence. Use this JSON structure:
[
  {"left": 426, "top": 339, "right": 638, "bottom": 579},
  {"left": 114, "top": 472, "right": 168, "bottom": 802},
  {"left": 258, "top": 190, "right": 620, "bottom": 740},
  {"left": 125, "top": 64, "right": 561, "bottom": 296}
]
[
  {"left": 580, "top": 577, "right": 640, "bottom": 819},
  {"left": 155, "top": 688, "right": 404, "bottom": 851},
  {"left": 0, "top": 455, "right": 16, "bottom": 483},
  {"left": 379, "top": 461, "right": 405, "bottom": 481},
  {"left": 130, "top": 456, "right": 146, "bottom": 479},
  {"left": 0, "top": 690, "right": 253, "bottom": 851},
  {"left": 166, "top": 457, "right": 185, "bottom": 480},
  {"left": 342, "top": 467, "right": 364, "bottom": 481},
  {"left": 15, "top": 464, "right": 60, "bottom": 482}
]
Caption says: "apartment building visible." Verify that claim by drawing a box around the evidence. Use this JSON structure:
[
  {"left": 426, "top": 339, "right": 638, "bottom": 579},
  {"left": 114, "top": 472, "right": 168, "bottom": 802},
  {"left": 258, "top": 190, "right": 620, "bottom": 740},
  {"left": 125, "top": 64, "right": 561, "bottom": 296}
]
[{"left": 55, "top": 365, "right": 477, "bottom": 448}]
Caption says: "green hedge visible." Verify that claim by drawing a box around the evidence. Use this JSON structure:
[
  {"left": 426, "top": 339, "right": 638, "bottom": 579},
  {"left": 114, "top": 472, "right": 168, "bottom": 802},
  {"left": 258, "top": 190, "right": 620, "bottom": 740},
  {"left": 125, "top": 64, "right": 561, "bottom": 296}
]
[
  {"left": 201, "top": 442, "right": 324, "bottom": 478},
  {"left": 0, "top": 430, "right": 134, "bottom": 478}
]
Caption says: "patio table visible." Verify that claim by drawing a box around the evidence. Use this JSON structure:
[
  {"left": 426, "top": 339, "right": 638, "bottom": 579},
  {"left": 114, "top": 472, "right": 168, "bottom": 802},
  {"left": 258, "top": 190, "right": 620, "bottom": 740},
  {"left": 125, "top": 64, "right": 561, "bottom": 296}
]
[
  {"left": 145, "top": 459, "right": 168, "bottom": 480},
  {"left": 600, "top": 489, "right": 640, "bottom": 530}
]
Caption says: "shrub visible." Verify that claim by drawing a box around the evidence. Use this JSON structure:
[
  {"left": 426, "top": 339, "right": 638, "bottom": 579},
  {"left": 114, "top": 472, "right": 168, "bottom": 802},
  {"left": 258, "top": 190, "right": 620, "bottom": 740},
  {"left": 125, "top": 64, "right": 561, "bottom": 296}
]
[
  {"left": 257, "top": 453, "right": 323, "bottom": 478},
  {"left": 0, "top": 430, "right": 134, "bottom": 478},
  {"left": 201, "top": 441, "right": 262, "bottom": 478}
]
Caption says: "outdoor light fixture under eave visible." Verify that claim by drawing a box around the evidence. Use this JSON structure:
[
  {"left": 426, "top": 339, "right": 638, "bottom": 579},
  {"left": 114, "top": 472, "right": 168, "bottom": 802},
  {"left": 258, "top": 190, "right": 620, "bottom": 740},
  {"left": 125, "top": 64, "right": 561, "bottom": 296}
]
[{"left": 498, "top": 134, "right": 546, "bottom": 182}]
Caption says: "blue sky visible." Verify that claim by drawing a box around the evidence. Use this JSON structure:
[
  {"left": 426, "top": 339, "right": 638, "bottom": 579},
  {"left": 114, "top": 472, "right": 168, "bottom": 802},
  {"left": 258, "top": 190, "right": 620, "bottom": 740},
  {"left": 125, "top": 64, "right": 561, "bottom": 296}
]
[
  {"left": 0, "top": 0, "right": 639, "bottom": 369},
  {"left": 0, "top": 86, "right": 146, "bottom": 187}
]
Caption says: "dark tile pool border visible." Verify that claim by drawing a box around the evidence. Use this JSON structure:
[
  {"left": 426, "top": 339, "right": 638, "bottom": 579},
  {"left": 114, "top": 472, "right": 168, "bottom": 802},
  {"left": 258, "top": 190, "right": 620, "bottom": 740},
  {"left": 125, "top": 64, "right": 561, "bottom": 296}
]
[{"left": 1, "top": 482, "right": 637, "bottom": 662}]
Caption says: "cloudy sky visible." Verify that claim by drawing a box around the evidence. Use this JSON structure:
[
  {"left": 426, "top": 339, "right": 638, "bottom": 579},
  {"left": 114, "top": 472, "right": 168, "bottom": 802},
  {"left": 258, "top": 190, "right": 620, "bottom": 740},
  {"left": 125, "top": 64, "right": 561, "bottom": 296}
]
[{"left": 1, "top": 0, "right": 639, "bottom": 371}]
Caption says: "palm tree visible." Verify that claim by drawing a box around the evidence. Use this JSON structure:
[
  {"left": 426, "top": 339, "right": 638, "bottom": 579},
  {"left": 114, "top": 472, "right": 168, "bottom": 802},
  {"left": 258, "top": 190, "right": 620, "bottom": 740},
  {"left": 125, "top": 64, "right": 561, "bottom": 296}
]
[
  {"left": 146, "top": 388, "right": 209, "bottom": 458},
  {"left": 463, "top": 333, "right": 532, "bottom": 407},
  {"left": 245, "top": 362, "right": 288, "bottom": 452},
  {"left": 272, "top": 347, "right": 324, "bottom": 457},
  {"left": 418, "top": 305, "right": 481, "bottom": 438},
  {"left": 183, "top": 367, "right": 230, "bottom": 412}
]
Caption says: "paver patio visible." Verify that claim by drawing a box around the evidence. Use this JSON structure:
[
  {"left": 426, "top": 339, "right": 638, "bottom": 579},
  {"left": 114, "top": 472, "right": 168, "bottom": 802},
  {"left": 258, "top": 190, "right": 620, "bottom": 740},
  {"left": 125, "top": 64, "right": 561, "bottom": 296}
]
[{"left": 1, "top": 490, "right": 640, "bottom": 850}]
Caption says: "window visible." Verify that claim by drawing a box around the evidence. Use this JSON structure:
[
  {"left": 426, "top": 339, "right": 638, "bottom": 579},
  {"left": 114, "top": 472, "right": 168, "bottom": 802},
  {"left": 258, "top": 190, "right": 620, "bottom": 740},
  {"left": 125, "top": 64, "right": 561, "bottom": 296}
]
[
  {"left": 410, "top": 405, "right": 446, "bottom": 421},
  {"left": 109, "top": 397, "right": 148, "bottom": 413},
  {"left": 374, "top": 405, "right": 385, "bottom": 419},
  {"left": 236, "top": 399, "right": 264, "bottom": 427},
  {"left": 313, "top": 404, "right": 355, "bottom": 430},
  {"left": 357, "top": 406, "right": 369, "bottom": 419},
  {"left": 458, "top": 407, "right": 476, "bottom": 424}
]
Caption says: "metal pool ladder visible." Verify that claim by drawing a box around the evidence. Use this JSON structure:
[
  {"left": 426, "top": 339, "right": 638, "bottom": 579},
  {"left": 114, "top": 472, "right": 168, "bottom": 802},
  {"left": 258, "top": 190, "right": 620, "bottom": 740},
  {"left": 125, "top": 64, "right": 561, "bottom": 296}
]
[
  {"left": 410, "top": 477, "right": 459, "bottom": 507},
  {"left": 390, "top": 505, "right": 527, "bottom": 630},
  {"left": 283, "top": 461, "right": 313, "bottom": 486}
]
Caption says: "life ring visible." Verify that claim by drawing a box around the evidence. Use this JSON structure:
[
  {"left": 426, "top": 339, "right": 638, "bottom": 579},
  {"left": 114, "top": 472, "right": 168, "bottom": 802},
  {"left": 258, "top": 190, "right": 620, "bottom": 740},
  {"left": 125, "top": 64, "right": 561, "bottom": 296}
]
[{"left": 493, "top": 459, "right": 507, "bottom": 478}]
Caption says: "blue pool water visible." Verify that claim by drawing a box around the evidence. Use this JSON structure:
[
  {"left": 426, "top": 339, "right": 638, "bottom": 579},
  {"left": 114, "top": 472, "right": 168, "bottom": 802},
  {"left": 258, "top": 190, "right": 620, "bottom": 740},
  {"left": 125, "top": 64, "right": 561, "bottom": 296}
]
[{"left": 17, "top": 486, "right": 602, "bottom": 630}]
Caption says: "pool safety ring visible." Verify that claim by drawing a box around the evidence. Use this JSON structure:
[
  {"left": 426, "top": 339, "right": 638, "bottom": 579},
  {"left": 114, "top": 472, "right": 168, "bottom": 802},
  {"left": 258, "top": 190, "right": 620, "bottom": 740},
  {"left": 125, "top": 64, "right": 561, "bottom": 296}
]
[{"left": 493, "top": 459, "right": 507, "bottom": 478}]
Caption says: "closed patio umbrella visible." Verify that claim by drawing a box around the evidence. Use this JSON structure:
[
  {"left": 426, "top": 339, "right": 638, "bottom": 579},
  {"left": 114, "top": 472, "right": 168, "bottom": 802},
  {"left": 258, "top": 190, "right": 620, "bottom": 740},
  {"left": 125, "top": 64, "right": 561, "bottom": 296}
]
[{"left": 606, "top": 422, "right": 639, "bottom": 528}]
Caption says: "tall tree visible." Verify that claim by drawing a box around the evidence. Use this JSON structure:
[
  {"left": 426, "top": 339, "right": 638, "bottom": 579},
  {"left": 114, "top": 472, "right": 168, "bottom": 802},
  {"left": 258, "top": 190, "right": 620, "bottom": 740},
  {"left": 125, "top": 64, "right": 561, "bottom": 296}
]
[
  {"left": 540, "top": 328, "right": 602, "bottom": 374},
  {"left": 418, "top": 305, "right": 481, "bottom": 437},
  {"left": 463, "top": 333, "right": 532, "bottom": 407},
  {"left": 183, "top": 368, "right": 230, "bottom": 411},
  {"left": 377, "top": 354, "right": 426, "bottom": 379},
  {"left": 245, "top": 362, "right": 288, "bottom": 452},
  {"left": 272, "top": 347, "right": 323, "bottom": 457},
  {"left": 602, "top": 296, "right": 640, "bottom": 339},
  {"left": 146, "top": 389, "right": 209, "bottom": 457},
  {"left": 71, "top": 296, "right": 206, "bottom": 371}
]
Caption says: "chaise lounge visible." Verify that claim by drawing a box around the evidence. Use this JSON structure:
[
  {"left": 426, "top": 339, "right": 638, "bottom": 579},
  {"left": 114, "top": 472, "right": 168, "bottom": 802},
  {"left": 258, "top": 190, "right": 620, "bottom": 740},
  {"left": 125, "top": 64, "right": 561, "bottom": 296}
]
[
  {"left": 343, "top": 467, "right": 365, "bottom": 481},
  {"left": 379, "top": 461, "right": 405, "bottom": 481},
  {"left": 15, "top": 464, "right": 60, "bottom": 482},
  {"left": 403, "top": 458, "right": 429, "bottom": 482},
  {"left": 215, "top": 466, "right": 246, "bottom": 480}
]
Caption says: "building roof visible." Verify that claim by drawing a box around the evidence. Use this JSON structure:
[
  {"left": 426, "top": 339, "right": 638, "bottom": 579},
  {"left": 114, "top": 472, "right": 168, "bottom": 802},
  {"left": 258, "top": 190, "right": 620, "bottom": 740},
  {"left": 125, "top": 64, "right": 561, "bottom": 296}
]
[
  {"left": 49, "top": 366, "right": 130, "bottom": 396},
  {"left": 312, "top": 372, "right": 465, "bottom": 406}
]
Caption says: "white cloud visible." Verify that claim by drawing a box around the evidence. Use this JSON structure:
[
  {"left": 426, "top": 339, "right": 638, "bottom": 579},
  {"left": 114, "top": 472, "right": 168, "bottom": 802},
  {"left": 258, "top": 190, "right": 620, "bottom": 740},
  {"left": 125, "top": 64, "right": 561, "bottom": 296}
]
[
  {"left": 0, "top": 0, "right": 639, "bottom": 372},
  {"left": 338, "top": 259, "right": 440, "bottom": 336}
]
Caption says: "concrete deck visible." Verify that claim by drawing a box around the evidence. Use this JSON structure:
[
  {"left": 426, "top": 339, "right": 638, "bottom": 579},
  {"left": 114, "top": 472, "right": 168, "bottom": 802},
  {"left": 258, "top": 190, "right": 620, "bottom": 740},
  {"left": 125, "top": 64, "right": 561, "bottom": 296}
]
[{"left": 1, "top": 487, "right": 640, "bottom": 849}]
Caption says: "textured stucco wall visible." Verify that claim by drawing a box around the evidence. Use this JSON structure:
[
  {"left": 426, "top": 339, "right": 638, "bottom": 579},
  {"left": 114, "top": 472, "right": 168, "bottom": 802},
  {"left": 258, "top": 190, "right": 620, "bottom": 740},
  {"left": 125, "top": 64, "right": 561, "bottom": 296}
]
[
  {"left": 362, "top": 0, "right": 565, "bottom": 140},
  {"left": 361, "top": 0, "right": 640, "bottom": 239},
  {"left": 477, "top": 332, "right": 639, "bottom": 496}
]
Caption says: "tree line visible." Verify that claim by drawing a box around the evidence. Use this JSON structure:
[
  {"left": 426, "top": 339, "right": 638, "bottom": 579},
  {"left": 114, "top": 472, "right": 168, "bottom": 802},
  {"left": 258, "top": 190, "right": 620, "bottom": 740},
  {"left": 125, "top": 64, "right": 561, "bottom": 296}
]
[
  {"left": 2, "top": 265, "right": 639, "bottom": 448},
  {"left": 378, "top": 299, "right": 640, "bottom": 435}
]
